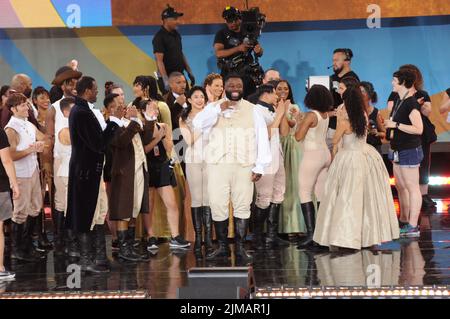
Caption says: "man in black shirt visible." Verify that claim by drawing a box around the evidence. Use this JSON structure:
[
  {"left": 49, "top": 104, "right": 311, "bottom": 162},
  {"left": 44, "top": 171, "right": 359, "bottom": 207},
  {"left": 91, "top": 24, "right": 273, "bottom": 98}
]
[
  {"left": 164, "top": 72, "right": 188, "bottom": 173},
  {"left": 327, "top": 48, "right": 359, "bottom": 148},
  {"left": 214, "top": 7, "right": 264, "bottom": 98},
  {"left": 153, "top": 5, "right": 195, "bottom": 94}
]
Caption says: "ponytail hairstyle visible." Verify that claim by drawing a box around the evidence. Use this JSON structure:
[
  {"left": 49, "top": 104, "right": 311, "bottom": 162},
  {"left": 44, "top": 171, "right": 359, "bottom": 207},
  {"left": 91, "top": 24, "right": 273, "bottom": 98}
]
[{"left": 359, "top": 81, "right": 378, "bottom": 104}]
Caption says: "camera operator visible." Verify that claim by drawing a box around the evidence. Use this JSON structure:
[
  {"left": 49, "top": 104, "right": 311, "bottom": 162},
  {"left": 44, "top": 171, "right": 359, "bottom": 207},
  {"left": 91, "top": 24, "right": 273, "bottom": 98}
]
[
  {"left": 327, "top": 48, "right": 359, "bottom": 150},
  {"left": 213, "top": 6, "right": 264, "bottom": 98}
]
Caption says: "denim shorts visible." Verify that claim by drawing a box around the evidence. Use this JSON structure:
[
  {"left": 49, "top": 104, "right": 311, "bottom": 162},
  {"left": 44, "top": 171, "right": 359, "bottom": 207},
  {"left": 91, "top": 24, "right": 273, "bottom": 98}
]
[{"left": 389, "top": 146, "right": 424, "bottom": 168}]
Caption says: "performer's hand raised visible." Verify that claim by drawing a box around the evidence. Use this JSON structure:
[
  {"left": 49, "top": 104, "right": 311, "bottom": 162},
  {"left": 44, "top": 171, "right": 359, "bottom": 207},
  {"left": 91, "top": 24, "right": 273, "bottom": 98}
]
[
  {"left": 126, "top": 105, "right": 138, "bottom": 119},
  {"left": 176, "top": 94, "right": 186, "bottom": 106},
  {"left": 153, "top": 123, "right": 166, "bottom": 142},
  {"left": 220, "top": 100, "right": 232, "bottom": 112}
]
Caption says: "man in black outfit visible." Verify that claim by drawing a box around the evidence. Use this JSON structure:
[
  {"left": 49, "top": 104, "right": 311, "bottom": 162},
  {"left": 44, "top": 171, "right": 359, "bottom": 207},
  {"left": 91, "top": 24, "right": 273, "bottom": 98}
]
[
  {"left": 66, "top": 76, "right": 117, "bottom": 274},
  {"left": 153, "top": 5, "right": 195, "bottom": 94},
  {"left": 214, "top": 6, "right": 264, "bottom": 98},
  {"left": 164, "top": 72, "right": 188, "bottom": 173},
  {"left": 327, "top": 48, "right": 359, "bottom": 148}
]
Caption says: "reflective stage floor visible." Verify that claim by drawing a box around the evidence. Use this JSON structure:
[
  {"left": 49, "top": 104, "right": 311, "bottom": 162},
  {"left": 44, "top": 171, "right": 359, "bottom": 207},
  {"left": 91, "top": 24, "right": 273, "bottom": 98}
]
[{"left": 1, "top": 198, "right": 449, "bottom": 299}]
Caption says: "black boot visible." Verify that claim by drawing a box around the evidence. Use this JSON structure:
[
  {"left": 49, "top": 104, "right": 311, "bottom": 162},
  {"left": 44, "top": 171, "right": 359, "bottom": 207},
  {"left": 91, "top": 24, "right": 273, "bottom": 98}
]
[
  {"left": 36, "top": 210, "right": 53, "bottom": 251},
  {"left": 128, "top": 226, "right": 147, "bottom": 261},
  {"left": 234, "top": 217, "right": 253, "bottom": 262},
  {"left": 203, "top": 207, "right": 214, "bottom": 255},
  {"left": 11, "top": 221, "right": 36, "bottom": 262},
  {"left": 234, "top": 218, "right": 253, "bottom": 262},
  {"left": 117, "top": 230, "right": 141, "bottom": 262},
  {"left": 206, "top": 219, "right": 230, "bottom": 260},
  {"left": 191, "top": 207, "right": 203, "bottom": 258},
  {"left": 266, "top": 203, "right": 290, "bottom": 248},
  {"left": 23, "top": 216, "right": 46, "bottom": 259},
  {"left": 52, "top": 210, "right": 65, "bottom": 256},
  {"left": 422, "top": 195, "right": 436, "bottom": 209},
  {"left": 92, "top": 224, "right": 110, "bottom": 270},
  {"left": 65, "top": 229, "right": 80, "bottom": 258},
  {"left": 252, "top": 206, "right": 268, "bottom": 250},
  {"left": 78, "top": 231, "right": 109, "bottom": 273},
  {"left": 297, "top": 202, "right": 316, "bottom": 249}
]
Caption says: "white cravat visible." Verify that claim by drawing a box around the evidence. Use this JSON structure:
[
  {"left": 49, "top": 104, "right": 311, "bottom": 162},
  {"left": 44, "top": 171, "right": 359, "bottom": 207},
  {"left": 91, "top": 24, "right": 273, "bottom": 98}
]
[{"left": 88, "top": 102, "right": 107, "bottom": 131}]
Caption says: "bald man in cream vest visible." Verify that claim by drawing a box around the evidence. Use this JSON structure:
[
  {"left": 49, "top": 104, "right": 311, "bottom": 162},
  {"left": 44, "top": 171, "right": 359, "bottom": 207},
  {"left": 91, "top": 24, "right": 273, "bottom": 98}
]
[{"left": 193, "top": 74, "right": 271, "bottom": 263}]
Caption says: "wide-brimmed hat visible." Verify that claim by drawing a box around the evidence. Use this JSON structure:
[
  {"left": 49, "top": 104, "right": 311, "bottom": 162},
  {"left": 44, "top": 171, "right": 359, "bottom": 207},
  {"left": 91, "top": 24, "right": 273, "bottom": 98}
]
[{"left": 51, "top": 66, "right": 82, "bottom": 86}]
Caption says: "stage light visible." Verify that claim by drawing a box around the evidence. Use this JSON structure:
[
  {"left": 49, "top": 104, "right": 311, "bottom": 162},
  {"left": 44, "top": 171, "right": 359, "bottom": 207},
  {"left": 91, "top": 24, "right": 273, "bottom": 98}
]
[
  {"left": 390, "top": 176, "right": 450, "bottom": 186},
  {"left": 253, "top": 286, "right": 450, "bottom": 299},
  {"left": 0, "top": 290, "right": 148, "bottom": 299}
]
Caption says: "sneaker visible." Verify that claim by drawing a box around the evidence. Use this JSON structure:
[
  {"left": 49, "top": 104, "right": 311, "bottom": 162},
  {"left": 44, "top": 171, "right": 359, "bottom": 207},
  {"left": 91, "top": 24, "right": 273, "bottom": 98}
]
[
  {"left": 400, "top": 224, "right": 420, "bottom": 237},
  {"left": 111, "top": 239, "right": 119, "bottom": 251},
  {"left": 398, "top": 219, "right": 409, "bottom": 228},
  {"left": 0, "top": 269, "right": 16, "bottom": 281},
  {"left": 147, "top": 237, "right": 159, "bottom": 251},
  {"left": 169, "top": 236, "right": 191, "bottom": 249}
]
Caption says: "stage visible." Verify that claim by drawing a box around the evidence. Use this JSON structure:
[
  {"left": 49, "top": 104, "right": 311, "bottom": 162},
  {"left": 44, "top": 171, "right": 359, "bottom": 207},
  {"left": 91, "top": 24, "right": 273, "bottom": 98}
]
[{"left": 0, "top": 197, "right": 449, "bottom": 299}]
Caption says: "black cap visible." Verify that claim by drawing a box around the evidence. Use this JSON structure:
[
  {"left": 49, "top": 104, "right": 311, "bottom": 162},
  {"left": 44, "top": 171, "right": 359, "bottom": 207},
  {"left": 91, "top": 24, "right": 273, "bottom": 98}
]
[
  {"left": 161, "top": 4, "right": 183, "bottom": 20},
  {"left": 222, "top": 6, "right": 241, "bottom": 22}
]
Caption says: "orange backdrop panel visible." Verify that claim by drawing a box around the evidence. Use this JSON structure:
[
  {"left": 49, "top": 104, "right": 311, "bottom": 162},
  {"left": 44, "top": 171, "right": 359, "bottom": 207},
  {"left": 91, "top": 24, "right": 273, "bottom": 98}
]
[{"left": 112, "top": 0, "right": 450, "bottom": 26}]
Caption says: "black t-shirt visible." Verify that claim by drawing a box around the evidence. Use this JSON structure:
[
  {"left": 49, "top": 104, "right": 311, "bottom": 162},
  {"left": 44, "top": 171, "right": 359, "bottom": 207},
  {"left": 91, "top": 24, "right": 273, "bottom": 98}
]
[
  {"left": 0, "top": 128, "right": 11, "bottom": 192},
  {"left": 213, "top": 27, "right": 254, "bottom": 74},
  {"left": 329, "top": 70, "right": 360, "bottom": 129},
  {"left": 388, "top": 90, "right": 434, "bottom": 144},
  {"left": 388, "top": 90, "right": 431, "bottom": 104},
  {"left": 152, "top": 26, "right": 185, "bottom": 75},
  {"left": 389, "top": 96, "right": 422, "bottom": 151}
]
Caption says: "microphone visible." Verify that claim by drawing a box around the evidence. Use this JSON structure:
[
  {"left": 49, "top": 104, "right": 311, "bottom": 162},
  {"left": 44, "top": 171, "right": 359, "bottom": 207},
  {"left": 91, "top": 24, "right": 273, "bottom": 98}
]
[{"left": 327, "top": 65, "right": 333, "bottom": 69}]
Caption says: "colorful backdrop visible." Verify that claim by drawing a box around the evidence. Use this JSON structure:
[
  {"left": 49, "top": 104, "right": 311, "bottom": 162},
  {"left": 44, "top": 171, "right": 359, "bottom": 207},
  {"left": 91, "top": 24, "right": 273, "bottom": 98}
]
[{"left": 0, "top": 0, "right": 449, "bottom": 141}]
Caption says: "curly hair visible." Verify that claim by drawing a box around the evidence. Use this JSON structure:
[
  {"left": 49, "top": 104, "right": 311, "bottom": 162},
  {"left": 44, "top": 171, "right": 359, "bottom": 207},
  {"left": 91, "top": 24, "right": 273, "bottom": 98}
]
[
  {"left": 304, "top": 85, "right": 334, "bottom": 112},
  {"left": 342, "top": 86, "right": 367, "bottom": 138},
  {"left": 203, "top": 73, "right": 222, "bottom": 88}
]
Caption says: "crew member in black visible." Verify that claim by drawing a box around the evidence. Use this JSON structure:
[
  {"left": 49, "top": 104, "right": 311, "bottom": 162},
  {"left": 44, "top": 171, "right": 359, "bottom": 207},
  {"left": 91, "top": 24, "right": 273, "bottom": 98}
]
[
  {"left": 153, "top": 5, "right": 195, "bottom": 94},
  {"left": 328, "top": 48, "right": 359, "bottom": 149},
  {"left": 387, "top": 64, "right": 436, "bottom": 209},
  {"left": 213, "top": 6, "right": 264, "bottom": 98}
]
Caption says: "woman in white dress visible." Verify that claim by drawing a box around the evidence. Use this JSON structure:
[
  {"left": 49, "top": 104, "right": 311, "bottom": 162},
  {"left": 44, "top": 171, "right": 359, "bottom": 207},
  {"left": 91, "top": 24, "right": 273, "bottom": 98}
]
[{"left": 313, "top": 86, "right": 399, "bottom": 250}]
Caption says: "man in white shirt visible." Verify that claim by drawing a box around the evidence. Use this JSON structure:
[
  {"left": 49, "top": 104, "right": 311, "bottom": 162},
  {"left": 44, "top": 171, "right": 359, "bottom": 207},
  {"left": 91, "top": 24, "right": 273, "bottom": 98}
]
[
  {"left": 193, "top": 74, "right": 271, "bottom": 263},
  {"left": 253, "top": 84, "right": 291, "bottom": 250},
  {"left": 45, "top": 66, "right": 82, "bottom": 257},
  {"left": 4, "top": 93, "right": 47, "bottom": 262}
]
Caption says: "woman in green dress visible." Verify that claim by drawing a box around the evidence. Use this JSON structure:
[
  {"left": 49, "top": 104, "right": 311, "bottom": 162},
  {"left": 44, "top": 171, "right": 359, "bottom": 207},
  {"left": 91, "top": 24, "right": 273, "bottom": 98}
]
[{"left": 276, "top": 80, "right": 305, "bottom": 238}]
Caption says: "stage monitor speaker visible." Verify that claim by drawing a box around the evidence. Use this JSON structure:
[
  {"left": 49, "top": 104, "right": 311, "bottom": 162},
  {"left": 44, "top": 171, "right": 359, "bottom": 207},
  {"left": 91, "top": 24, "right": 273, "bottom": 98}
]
[{"left": 177, "top": 267, "right": 255, "bottom": 299}]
